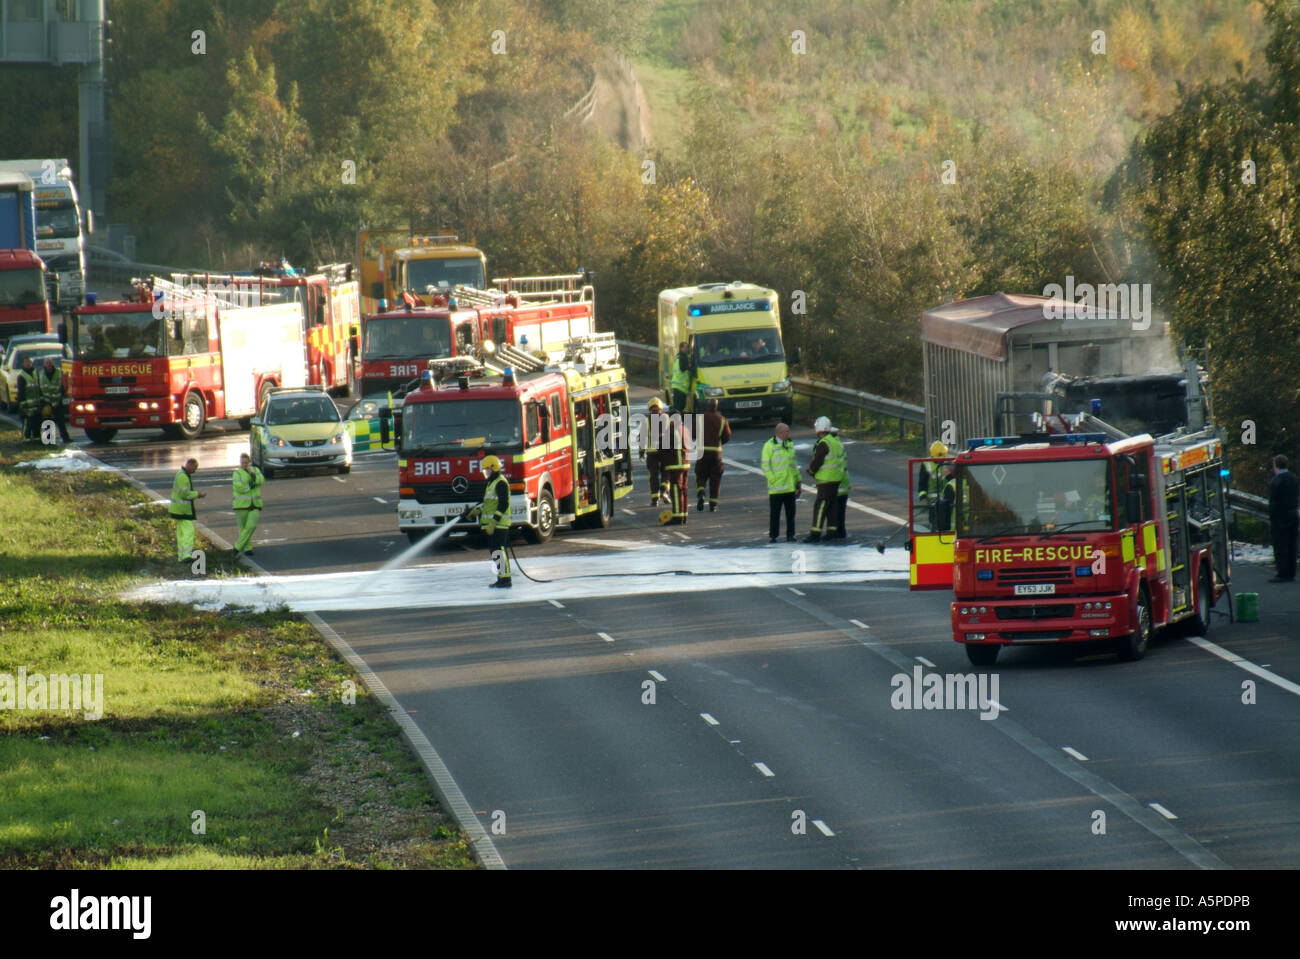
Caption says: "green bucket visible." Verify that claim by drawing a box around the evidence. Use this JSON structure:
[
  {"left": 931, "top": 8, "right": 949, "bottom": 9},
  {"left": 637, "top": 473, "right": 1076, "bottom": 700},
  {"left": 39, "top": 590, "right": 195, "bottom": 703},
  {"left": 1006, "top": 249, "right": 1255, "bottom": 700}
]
[{"left": 1235, "top": 592, "right": 1259, "bottom": 623}]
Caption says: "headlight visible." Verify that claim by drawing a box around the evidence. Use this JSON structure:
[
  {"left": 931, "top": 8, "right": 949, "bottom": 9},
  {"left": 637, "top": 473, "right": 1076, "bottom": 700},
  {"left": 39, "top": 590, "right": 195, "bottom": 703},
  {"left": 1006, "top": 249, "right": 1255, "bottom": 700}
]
[
  {"left": 772, "top": 379, "right": 791, "bottom": 393},
  {"left": 700, "top": 385, "right": 724, "bottom": 398},
  {"left": 330, "top": 430, "right": 344, "bottom": 444},
  {"left": 269, "top": 434, "right": 287, "bottom": 448}
]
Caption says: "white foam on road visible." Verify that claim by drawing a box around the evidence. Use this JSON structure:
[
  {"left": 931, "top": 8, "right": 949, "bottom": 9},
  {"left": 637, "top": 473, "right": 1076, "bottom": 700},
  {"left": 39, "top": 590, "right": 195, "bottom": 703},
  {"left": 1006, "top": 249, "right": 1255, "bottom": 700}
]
[
  {"left": 15, "top": 448, "right": 113, "bottom": 472},
  {"left": 125, "top": 542, "right": 909, "bottom": 612}
]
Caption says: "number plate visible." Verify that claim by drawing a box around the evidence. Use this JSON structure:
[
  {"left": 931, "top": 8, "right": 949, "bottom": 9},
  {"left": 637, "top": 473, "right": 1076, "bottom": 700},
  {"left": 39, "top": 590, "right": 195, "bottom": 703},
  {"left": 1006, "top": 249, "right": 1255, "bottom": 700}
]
[
  {"left": 1013, "top": 583, "right": 1056, "bottom": 596},
  {"left": 734, "top": 400, "right": 762, "bottom": 409},
  {"left": 104, "top": 386, "right": 129, "bottom": 395}
]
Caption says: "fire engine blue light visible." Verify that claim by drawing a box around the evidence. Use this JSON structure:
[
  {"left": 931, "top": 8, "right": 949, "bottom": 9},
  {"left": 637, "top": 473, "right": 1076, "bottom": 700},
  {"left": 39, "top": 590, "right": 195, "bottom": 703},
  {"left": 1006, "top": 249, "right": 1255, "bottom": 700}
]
[
  {"left": 1091, "top": 398, "right": 1102, "bottom": 414},
  {"left": 1220, "top": 469, "right": 1230, "bottom": 478},
  {"left": 977, "top": 570, "right": 993, "bottom": 580},
  {"left": 966, "top": 436, "right": 1009, "bottom": 448},
  {"left": 1075, "top": 566, "right": 1093, "bottom": 577},
  {"left": 85, "top": 292, "right": 97, "bottom": 305}
]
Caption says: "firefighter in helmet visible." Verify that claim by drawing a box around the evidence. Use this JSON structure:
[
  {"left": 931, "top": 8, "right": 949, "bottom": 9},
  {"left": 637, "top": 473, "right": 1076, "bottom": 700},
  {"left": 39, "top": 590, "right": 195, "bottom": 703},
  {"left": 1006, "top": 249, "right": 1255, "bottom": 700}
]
[
  {"left": 804, "top": 416, "right": 846, "bottom": 542},
  {"left": 479, "top": 455, "right": 512, "bottom": 588},
  {"left": 643, "top": 396, "right": 666, "bottom": 507}
]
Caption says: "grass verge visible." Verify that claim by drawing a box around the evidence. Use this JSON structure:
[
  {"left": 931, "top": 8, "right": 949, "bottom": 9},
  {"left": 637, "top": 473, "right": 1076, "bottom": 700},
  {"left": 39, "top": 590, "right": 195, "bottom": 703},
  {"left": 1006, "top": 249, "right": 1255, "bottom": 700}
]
[{"left": 0, "top": 427, "right": 475, "bottom": 869}]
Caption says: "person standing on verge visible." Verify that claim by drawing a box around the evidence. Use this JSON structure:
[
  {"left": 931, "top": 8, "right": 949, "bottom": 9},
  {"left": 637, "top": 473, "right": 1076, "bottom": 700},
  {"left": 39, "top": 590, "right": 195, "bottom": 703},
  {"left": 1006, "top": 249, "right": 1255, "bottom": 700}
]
[
  {"left": 232, "top": 452, "right": 265, "bottom": 558},
  {"left": 804, "top": 416, "right": 846, "bottom": 542},
  {"left": 1268, "top": 454, "right": 1299, "bottom": 583},
  {"left": 762, "top": 421, "right": 799, "bottom": 542},
  {"left": 695, "top": 398, "right": 731, "bottom": 511},
  {"left": 171, "top": 458, "right": 205, "bottom": 564},
  {"left": 17, "top": 355, "right": 40, "bottom": 442},
  {"left": 36, "top": 356, "right": 70, "bottom": 443}
]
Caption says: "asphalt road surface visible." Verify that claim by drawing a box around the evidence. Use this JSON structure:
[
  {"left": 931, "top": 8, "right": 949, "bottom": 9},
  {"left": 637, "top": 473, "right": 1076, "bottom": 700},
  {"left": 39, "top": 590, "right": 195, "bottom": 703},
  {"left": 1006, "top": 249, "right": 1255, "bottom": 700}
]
[{"left": 14, "top": 389, "right": 1300, "bottom": 870}]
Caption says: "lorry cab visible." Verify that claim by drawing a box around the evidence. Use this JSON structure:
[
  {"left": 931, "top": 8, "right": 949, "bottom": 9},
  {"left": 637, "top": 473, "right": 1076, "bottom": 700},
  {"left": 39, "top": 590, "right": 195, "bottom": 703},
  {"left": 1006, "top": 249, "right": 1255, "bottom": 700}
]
[{"left": 657, "top": 282, "right": 793, "bottom": 423}]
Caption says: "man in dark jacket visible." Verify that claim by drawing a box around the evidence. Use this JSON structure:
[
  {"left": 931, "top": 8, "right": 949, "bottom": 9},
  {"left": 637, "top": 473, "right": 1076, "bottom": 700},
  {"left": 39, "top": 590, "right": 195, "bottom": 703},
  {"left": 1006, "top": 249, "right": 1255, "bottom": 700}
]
[
  {"left": 695, "top": 398, "right": 731, "bottom": 511},
  {"left": 1268, "top": 454, "right": 1299, "bottom": 582}
]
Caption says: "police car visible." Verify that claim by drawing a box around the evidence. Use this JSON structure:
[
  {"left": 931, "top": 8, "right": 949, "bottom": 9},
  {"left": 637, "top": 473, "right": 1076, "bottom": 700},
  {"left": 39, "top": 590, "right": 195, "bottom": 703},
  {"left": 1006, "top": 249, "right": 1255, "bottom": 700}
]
[{"left": 249, "top": 386, "right": 352, "bottom": 478}]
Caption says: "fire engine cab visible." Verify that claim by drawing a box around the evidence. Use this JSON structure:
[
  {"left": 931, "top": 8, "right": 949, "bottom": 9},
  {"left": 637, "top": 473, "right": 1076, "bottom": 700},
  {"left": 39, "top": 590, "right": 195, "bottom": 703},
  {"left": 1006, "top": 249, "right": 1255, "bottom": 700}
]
[
  {"left": 393, "top": 333, "right": 634, "bottom": 544},
  {"left": 909, "top": 423, "right": 1231, "bottom": 665}
]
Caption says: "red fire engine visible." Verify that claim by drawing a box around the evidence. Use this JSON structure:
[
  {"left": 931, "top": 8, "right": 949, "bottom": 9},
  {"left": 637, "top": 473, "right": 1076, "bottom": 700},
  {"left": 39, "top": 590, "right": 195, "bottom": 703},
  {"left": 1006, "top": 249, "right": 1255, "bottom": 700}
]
[
  {"left": 358, "top": 273, "right": 595, "bottom": 399},
  {"left": 66, "top": 276, "right": 306, "bottom": 443},
  {"left": 393, "top": 333, "right": 634, "bottom": 544},
  {"left": 171, "top": 263, "right": 359, "bottom": 394},
  {"left": 909, "top": 423, "right": 1231, "bottom": 665}
]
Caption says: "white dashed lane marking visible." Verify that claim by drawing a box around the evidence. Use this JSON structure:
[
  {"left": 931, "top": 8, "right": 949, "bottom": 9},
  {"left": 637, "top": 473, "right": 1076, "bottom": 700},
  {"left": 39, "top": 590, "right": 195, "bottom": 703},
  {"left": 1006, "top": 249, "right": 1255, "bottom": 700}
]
[
  {"left": 753, "top": 762, "right": 774, "bottom": 777},
  {"left": 1063, "top": 746, "right": 1089, "bottom": 762},
  {"left": 648, "top": 670, "right": 666, "bottom": 682},
  {"left": 812, "top": 819, "right": 835, "bottom": 837},
  {"left": 914, "top": 656, "right": 936, "bottom": 668},
  {"left": 700, "top": 713, "right": 719, "bottom": 726},
  {"left": 1150, "top": 803, "right": 1178, "bottom": 820}
]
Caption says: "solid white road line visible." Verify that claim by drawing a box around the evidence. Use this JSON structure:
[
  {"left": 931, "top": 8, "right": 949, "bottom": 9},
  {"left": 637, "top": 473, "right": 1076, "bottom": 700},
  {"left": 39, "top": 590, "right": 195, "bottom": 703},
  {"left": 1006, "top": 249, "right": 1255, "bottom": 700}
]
[
  {"left": 788, "top": 587, "right": 805, "bottom": 596},
  {"left": 723, "top": 457, "right": 906, "bottom": 524},
  {"left": 850, "top": 618, "right": 870, "bottom": 629},
  {"left": 672, "top": 530, "right": 690, "bottom": 540},
  {"left": 812, "top": 819, "right": 835, "bottom": 837},
  {"left": 1185, "top": 635, "right": 1300, "bottom": 698},
  {"left": 700, "top": 713, "right": 719, "bottom": 726},
  {"left": 648, "top": 670, "right": 666, "bottom": 682},
  {"left": 373, "top": 497, "right": 387, "bottom": 504},
  {"left": 548, "top": 599, "right": 564, "bottom": 608},
  {"left": 598, "top": 631, "right": 614, "bottom": 643},
  {"left": 1062, "top": 746, "right": 1089, "bottom": 762},
  {"left": 914, "top": 656, "right": 936, "bottom": 668},
  {"left": 753, "top": 762, "right": 775, "bottom": 777},
  {"left": 1149, "top": 802, "right": 1178, "bottom": 820}
]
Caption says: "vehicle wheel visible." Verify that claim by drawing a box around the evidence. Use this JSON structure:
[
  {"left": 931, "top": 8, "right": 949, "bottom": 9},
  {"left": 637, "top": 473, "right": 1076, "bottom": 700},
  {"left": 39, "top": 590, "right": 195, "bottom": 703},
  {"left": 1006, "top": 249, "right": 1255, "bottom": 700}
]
[
  {"left": 177, "top": 391, "right": 206, "bottom": 440},
  {"left": 524, "top": 487, "right": 556, "bottom": 544},
  {"left": 85, "top": 427, "right": 117, "bottom": 444},
  {"left": 965, "top": 644, "right": 999, "bottom": 666},
  {"left": 405, "top": 529, "right": 427, "bottom": 546},
  {"left": 593, "top": 477, "right": 613, "bottom": 529},
  {"left": 1115, "top": 588, "right": 1153, "bottom": 661},
  {"left": 1188, "top": 566, "right": 1214, "bottom": 635},
  {"left": 237, "top": 416, "right": 252, "bottom": 430},
  {"left": 780, "top": 408, "right": 793, "bottom": 427},
  {"left": 338, "top": 464, "right": 351, "bottom": 474},
  {"left": 262, "top": 465, "right": 275, "bottom": 480}
]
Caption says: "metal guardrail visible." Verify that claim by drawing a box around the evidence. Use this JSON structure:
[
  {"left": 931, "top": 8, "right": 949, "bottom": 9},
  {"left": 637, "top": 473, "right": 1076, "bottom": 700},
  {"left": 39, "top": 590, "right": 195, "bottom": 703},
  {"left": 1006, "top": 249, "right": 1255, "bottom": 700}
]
[
  {"left": 1228, "top": 489, "right": 1269, "bottom": 522},
  {"left": 616, "top": 339, "right": 924, "bottom": 438}
]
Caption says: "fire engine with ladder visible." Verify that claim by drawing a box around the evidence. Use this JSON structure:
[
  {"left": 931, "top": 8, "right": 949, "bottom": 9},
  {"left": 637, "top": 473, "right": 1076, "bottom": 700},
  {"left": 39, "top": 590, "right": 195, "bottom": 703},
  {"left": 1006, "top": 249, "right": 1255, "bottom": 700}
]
[
  {"left": 358, "top": 273, "right": 596, "bottom": 399},
  {"left": 66, "top": 275, "right": 305, "bottom": 443},
  {"left": 908, "top": 405, "right": 1232, "bottom": 665},
  {"left": 392, "top": 332, "right": 634, "bottom": 544},
  {"left": 170, "top": 263, "right": 360, "bottom": 395}
]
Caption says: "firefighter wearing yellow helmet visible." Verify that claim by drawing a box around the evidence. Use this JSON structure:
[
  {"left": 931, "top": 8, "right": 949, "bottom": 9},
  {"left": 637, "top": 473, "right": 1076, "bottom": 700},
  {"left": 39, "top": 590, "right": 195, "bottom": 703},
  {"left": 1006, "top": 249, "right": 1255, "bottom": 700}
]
[
  {"left": 480, "top": 454, "right": 512, "bottom": 588},
  {"left": 644, "top": 396, "right": 667, "bottom": 508}
]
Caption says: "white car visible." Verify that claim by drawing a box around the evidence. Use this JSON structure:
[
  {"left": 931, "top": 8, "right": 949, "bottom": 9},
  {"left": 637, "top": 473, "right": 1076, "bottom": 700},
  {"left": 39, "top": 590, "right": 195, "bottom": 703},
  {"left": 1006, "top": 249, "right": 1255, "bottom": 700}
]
[{"left": 0, "top": 334, "right": 68, "bottom": 413}]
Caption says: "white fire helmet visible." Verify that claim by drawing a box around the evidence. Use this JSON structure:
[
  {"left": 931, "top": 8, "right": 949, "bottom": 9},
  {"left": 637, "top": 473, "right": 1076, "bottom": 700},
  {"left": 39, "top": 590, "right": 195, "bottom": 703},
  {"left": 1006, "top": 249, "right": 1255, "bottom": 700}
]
[{"left": 814, "top": 416, "right": 832, "bottom": 433}]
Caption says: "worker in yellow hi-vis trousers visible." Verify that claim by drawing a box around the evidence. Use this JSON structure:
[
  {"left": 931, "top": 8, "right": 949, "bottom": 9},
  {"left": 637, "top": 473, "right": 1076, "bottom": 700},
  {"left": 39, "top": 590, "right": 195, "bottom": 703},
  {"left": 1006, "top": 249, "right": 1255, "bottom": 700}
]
[
  {"left": 232, "top": 452, "right": 265, "bottom": 557},
  {"left": 170, "top": 458, "right": 205, "bottom": 563}
]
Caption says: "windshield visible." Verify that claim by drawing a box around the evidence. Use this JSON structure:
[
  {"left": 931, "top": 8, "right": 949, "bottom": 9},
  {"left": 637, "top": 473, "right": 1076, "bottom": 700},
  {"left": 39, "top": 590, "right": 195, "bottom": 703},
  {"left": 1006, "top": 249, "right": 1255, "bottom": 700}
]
[
  {"left": 405, "top": 257, "right": 485, "bottom": 293},
  {"left": 362, "top": 316, "right": 452, "bottom": 360},
  {"left": 0, "top": 268, "right": 48, "bottom": 307},
  {"left": 695, "top": 327, "right": 784, "bottom": 367},
  {"left": 13, "top": 345, "right": 64, "bottom": 367},
  {"left": 36, "top": 201, "right": 81, "bottom": 240},
  {"left": 266, "top": 396, "right": 339, "bottom": 426},
  {"left": 72, "top": 311, "right": 164, "bottom": 359},
  {"left": 958, "top": 459, "right": 1113, "bottom": 537},
  {"left": 402, "top": 399, "right": 521, "bottom": 454}
]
